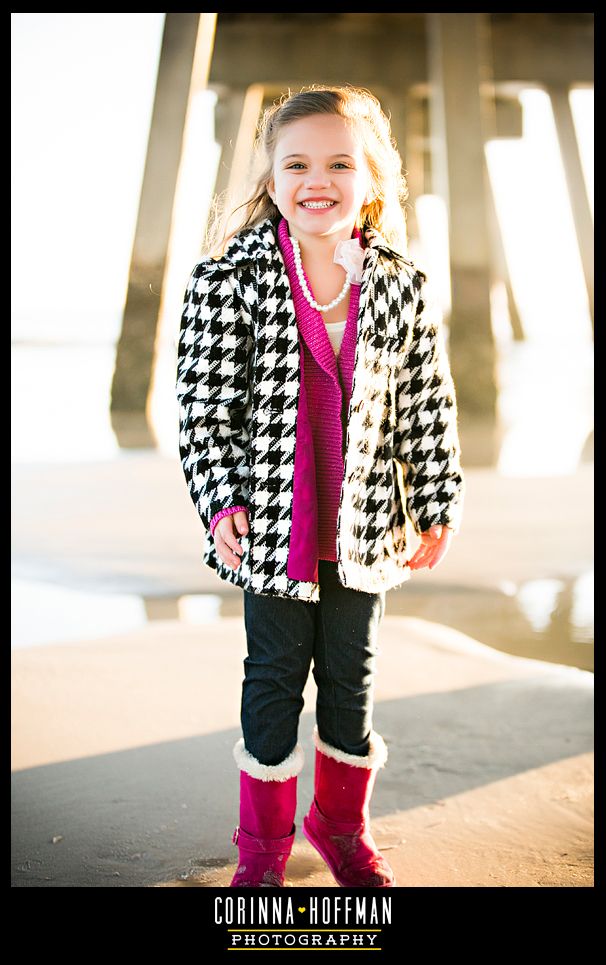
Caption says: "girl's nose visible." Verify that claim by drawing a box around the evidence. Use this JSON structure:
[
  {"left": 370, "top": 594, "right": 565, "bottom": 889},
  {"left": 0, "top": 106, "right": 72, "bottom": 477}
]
[{"left": 304, "top": 171, "right": 332, "bottom": 189}]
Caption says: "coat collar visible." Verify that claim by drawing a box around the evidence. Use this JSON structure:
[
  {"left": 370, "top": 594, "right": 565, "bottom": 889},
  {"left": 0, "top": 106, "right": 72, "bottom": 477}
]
[{"left": 211, "top": 216, "right": 413, "bottom": 270}]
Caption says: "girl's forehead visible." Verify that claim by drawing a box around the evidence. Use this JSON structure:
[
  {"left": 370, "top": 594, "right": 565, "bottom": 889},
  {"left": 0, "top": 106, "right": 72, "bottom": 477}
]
[{"left": 276, "top": 114, "right": 362, "bottom": 153}]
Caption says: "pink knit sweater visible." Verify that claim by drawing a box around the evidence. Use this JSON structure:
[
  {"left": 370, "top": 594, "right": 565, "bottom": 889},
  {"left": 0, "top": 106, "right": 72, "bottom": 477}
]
[
  {"left": 210, "top": 218, "right": 364, "bottom": 583},
  {"left": 278, "top": 218, "right": 362, "bottom": 574}
]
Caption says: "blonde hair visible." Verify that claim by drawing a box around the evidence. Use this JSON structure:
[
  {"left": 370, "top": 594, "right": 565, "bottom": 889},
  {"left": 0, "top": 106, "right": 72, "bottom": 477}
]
[{"left": 203, "top": 84, "right": 409, "bottom": 260}]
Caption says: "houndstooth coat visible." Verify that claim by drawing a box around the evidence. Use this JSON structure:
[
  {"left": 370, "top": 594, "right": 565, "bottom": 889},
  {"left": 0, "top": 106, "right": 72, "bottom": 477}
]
[{"left": 177, "top": 216, "right": 464, "bottom": 603}]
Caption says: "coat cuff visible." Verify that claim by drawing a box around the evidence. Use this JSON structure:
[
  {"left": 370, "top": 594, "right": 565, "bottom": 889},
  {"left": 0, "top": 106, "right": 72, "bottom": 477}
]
[
  {"left": 209, "top": 505, "right": 249, "bottom": 537},
  {"left": 412, "top": 514, "right": 462, "bottom": 538}
]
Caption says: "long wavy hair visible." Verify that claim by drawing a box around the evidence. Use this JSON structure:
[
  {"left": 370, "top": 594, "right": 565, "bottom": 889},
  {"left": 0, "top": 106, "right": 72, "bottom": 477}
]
[{"left": 203, "top": 84, "right": 410, "bottom": 259}]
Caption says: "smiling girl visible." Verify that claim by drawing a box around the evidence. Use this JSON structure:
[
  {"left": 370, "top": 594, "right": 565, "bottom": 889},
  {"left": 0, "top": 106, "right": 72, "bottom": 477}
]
[{"left": 177, "top": 85, "right": 465, "bottom": 888}]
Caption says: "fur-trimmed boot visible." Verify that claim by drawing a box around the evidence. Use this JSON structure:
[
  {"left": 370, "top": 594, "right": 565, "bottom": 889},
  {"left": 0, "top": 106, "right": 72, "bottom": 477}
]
[
  {"left": 302, "top": 726, "right": 395, "bottom": 887},
  {"left": 230, "top": 739, "right": 304, "bottom": 888}
]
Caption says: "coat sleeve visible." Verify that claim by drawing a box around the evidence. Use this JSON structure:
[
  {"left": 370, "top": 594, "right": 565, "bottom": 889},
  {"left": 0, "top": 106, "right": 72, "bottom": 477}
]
[
  {"left": 393, "top": 272, "right": 465, "bottom": 536},
  {"left": 176, "top": 260, "right": 254, "bottom": 532}
]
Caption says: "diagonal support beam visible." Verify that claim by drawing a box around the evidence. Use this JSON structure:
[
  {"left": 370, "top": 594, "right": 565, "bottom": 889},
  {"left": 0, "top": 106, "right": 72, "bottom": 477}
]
[{"left": 111, "top": 13, "right": 217, "bottom": 446}]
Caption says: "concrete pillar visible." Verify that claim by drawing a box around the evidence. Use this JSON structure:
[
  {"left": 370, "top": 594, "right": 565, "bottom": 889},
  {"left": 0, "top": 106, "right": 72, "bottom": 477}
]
[
  {"left": 223, "top": 83, "right": 265, "bottom": 233},
  {"left": 426, "top": 13, "right": 498, "bottom": 465},
  {"left": 488, "top": 91, "right": 525, "bottom": 341},
  {"left": 205, "top": 83, "right": 265, "bottom": 244},
  {"left": 405, "top": 86, "right": 430, "bottom": 243},
  {"left": 548, "top": 83, "right": 594, "bottom": 333},
  {"left": 212, "top": 85, "right": 248, "bottom": 208},
  {"left": 110, "top": 13, "right": 217, "bottom": 447},
  {"left": 378, "top": 89, "right": 409, "bottom": 252},
  {"left": 484, "top": 156, "right": 524, "bottom": 341}
]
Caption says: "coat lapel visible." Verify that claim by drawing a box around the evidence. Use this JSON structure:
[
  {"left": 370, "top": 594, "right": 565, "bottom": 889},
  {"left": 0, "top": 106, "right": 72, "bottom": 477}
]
[{"left": 291, "top": 288, "right": 340, "bottom": 387}]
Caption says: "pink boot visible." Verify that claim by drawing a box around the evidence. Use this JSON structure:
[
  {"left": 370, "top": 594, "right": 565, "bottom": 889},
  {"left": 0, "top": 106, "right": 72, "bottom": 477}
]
[
  {"left": 230, "top": 739, "right": 304, "bottom": 888},
  {"left": 302, "top": 727, "right": 395, "bottom": 887}
]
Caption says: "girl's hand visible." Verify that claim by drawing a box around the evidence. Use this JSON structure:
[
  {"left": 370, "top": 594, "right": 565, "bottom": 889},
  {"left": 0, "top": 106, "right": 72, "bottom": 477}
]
[
  {"left": 214, "top": 511, "right": 249, "bottom": 570},
  {"left": 407, "top": 524, "right": 453, "bottom": 571}
]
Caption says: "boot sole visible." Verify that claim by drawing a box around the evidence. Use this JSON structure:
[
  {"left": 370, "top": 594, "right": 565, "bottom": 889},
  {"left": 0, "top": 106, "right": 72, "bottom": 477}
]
[{"left": 302, "top": 816, "right": 395, "bottom": 888}]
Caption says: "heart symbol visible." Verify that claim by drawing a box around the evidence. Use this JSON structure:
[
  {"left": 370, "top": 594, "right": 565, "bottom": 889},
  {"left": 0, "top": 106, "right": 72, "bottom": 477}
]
[{"left": 298, "top": 907, "right": 306, "bottom": 913}]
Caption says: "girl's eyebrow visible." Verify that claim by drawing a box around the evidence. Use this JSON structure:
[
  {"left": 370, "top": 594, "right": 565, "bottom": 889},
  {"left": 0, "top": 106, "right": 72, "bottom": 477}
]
[{"left": 280, "top": 153, "right": 355, "bottom": 161}]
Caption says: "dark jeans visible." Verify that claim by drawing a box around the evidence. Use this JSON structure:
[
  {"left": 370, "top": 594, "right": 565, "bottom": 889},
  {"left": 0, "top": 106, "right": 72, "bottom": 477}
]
[{"left": 241, "top": 560, "right": 386, "bottom": 766}]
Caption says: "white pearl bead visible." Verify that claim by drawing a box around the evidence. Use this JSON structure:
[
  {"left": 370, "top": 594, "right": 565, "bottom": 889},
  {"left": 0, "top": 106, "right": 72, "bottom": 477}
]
[{"left": 290, "top": 235, "right": 350, "bottom": 313}]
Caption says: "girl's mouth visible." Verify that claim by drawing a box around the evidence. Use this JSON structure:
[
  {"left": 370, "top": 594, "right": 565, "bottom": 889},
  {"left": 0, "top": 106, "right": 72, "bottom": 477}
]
[{"left": 298, "top": 201, "right": 338, "bottom": 211}]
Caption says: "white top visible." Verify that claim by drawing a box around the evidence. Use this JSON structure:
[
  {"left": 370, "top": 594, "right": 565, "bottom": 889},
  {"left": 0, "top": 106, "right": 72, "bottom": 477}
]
[{"left": 324, "top": 319, "right": 347, "bottom": 358}]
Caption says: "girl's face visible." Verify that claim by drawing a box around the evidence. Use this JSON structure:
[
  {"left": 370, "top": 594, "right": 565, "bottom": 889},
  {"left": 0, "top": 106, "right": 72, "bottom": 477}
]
[{"left": 268, "top": 113, "right": 372, "bottom": 248}]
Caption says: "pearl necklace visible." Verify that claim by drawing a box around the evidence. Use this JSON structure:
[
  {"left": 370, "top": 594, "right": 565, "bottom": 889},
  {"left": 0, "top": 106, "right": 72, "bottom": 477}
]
[{"left": 290, "top": 235, "right": 351, "bottom": 313}]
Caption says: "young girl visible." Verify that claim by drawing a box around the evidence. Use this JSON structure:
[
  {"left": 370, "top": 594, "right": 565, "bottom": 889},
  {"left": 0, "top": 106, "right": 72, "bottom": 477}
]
[{"left": 177, "top": 85, "right": 464, "bottom": 888}]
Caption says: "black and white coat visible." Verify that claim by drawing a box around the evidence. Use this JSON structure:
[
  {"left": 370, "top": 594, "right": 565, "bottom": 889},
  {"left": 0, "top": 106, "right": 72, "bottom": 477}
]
[{"left": 177, "top": 216, "right": 465, "bottom": 603}]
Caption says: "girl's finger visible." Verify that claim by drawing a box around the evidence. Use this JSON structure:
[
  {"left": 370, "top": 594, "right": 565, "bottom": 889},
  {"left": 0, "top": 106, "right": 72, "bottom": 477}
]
[
  {"left": 214, "top": 532, "right": 243, "bottom": 569},
  {"left": 409, "top": 526, "right": 453, "bottom": 568},
  {"left": 217, "top": 519, "right": 244, "bottom": 557},
  {"left": 408, "top": 542, "right": 432, "bottom": 563},
  {"left": 428, "top": 541, "right": 452, "bottom": 569},
  {"left": 428, "top": 548, "right": 445, "bottom": 570},
  {"left": 408, "top": 547, "right": 436, "bottom": 569}
]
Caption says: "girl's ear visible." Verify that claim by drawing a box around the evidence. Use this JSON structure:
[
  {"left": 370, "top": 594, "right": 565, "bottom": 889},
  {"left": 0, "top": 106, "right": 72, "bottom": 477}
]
[{"left": 267, "top": 179, "right": 275, "bottom": 203}]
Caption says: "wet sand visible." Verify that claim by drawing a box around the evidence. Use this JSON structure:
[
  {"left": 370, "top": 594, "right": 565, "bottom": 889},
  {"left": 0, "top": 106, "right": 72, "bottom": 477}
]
[{"left": 12, "top": 615, "right": 593, "bottom": 887}]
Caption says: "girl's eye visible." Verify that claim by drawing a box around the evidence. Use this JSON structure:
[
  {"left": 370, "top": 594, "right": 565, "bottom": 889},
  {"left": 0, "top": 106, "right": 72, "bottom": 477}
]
[{"left": 286, "top": 163, "right": 351, "bottom": 170}]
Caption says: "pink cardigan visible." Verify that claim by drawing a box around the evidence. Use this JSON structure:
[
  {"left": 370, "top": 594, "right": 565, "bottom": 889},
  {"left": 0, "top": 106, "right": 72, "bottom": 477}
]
[{"left": 210, "top": 217, "right": 364, "bottom": 583}]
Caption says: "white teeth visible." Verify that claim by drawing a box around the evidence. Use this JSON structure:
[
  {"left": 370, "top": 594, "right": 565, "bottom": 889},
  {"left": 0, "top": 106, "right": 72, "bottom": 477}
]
[{"left": 301, "top": 201, "right": 336, "bottom": 209}]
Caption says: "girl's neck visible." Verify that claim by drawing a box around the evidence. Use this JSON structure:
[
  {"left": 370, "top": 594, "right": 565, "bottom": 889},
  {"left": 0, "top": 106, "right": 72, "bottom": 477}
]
[{"left": 287, "top": 224, "right": 361, "bottom": 261}]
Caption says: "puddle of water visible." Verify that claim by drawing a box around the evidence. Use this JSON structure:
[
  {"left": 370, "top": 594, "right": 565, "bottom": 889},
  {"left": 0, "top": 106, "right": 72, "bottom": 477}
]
[
  {"left": 11, "top": 572, "right": 593, "bottom": 672},
  {"left": 11, "top": 579, "right": 147, "bottom": 649},
  {"left": 384, "top": 572, "right": 593, "bottom": 672}
]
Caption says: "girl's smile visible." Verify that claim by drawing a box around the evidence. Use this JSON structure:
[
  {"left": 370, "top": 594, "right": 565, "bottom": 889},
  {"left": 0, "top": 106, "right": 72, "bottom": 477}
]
[{"left": 298, "top": 200, "right": 339, "bottom": 213}]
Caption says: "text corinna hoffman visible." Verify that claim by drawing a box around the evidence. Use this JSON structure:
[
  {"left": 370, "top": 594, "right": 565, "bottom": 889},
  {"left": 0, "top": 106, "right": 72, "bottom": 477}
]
[{"left": 214, "top": 895, "right": 392, "bottom": 926}]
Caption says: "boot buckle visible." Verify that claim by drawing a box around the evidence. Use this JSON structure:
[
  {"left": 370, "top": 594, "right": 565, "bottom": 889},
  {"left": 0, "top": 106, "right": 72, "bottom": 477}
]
[{"left": 232, "top": 826, "right": 240, "bottom": 845}]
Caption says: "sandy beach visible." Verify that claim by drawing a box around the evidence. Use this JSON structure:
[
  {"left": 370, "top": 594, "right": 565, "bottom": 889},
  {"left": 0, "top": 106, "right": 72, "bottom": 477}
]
[{"left": 11, "top": 457, "right": 593, "bottom": 887}]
